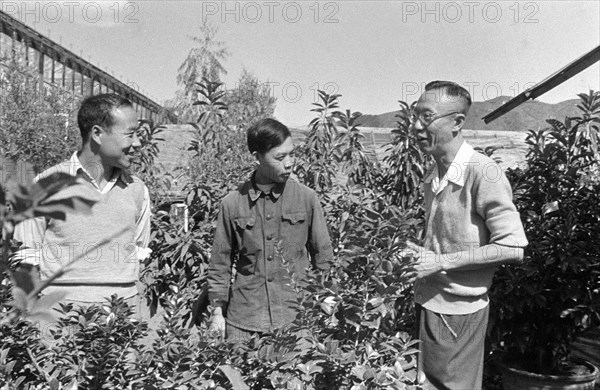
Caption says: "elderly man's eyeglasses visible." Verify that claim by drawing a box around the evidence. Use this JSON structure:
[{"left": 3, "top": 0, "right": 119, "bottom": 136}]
[{"left": 409, "top": 110, "right": 461, "bottom": 127}]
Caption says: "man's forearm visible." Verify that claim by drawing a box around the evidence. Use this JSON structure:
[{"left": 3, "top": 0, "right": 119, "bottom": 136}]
[{"left": 438, "top": 244, "right": 525, "bottom": 272}]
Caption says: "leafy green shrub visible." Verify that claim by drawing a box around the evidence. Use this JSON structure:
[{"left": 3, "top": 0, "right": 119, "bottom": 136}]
[
  {"left": 294, "top": 91, "right": 342, "bottom": 194},
  {"left": 198, "top": 205, "right": 422, "bottom": 389},
  {"left": 1, "top": 74, "right": 426, "bottom": 388},
  {"left": 376, "top": 101, "right": 428, "bottom": 214},
  {"left": 0, "top": 48, "right": 81, "bottom": 173},
  {"left": 333, "top": 109, "right": 378, "bottom": 188},
  {"left": 0, "top": 157, "right": 99, "bottom": 388},
  {"left": 32, "top": 297, "right": 147, "bottom": 389},
  {"left": 224, "top": 68, "right": 277, "bottom": 132},
  {"left": 143, "top": 78, "right": 256, "bottom": 320},
  {"left": 488, "top": 90, "right": 600, "bottom": 375}
]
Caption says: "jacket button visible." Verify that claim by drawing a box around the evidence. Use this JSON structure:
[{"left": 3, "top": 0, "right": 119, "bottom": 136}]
[
  {"left": 267, "top": 276, "right": 274, "bottom": 282},
  {"left": 267, "top": 255, "right": 273, "bottom": 261},
  {"left": 266, "top": 214, "right": 272, "bottom": 220},
  {"left": 266, "top": 235, "right": 273, "bottom": 241}
]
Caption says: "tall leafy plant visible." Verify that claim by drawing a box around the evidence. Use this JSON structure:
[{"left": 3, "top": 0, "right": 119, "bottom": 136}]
[
  {"left": 295, "top": 90, "right": 342, "bottom": 193},
  {"left": 378, "top": 101, "right": 429, "bottom": 213},
  {"left": 167, "top": 21, "right": 229, "bottom": 121},
  {"left": 186, "top": 77, "right": 253, "bottom": 188},
  {"left": 333, "top": 109, "right": 378, "bottom": 187},
  {"left": 224, "top": 68, "right": 277, "bottom": 131},
  {"left": 489, "top": 91, "right": 600, "bottom": 375},
  {"left": 144, "top": 77, "right": 253, "bottom": 322}
]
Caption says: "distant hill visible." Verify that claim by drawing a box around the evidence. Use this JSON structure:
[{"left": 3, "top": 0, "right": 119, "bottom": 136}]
[{"left": 358, "top": 97, "right": 582, "bottom": 131}]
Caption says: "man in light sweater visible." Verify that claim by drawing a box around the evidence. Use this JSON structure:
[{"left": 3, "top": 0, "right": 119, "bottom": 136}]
[
  {"left": 403, "top": 81, "right": 528, "bottom": 389},
  {"left": 14, "top": 94, "right": 152, "bottom": 334}
]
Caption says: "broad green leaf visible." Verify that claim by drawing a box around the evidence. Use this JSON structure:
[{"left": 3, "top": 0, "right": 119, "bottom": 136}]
[
  {"left": 218, "top": 365, "right": 249, "bottom": 390},
  {"left": 29, "top": 291, "right": 67, "bottom": 315},
  {"left": 64, "top": 378, "right": 78, "bottom": 390},
  {"left": 10, "top": 286, "right": 28, "bottom": 312},
  {"left": 10, "top": 266, "right": 40, "bottom": 295},
  {"left": 8, "top": 173, "right": 98, "bottom": 224}
]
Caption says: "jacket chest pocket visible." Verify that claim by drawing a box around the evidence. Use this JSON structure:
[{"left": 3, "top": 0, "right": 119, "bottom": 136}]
[
  {"left": 234, "top": 217, "right": 259, "bottom": 275},
  {"left": 282, "top": 211, "right": 307, "bottom": 225},
  {"left": 280, "top": 211, "right": 309, "bottom": 261}
]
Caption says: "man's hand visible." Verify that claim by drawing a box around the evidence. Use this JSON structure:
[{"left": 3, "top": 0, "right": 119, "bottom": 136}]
[
  {"left": 399, "top": 242, "right": 442, "bottom": 282},
  {"left": 208, "top": 307, "right": 226, "bottom": 340}
]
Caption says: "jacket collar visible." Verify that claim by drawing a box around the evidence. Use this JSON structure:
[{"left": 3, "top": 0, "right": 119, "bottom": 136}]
[{"left": 247, "top": 171, "right": 286, "bottom": 202}]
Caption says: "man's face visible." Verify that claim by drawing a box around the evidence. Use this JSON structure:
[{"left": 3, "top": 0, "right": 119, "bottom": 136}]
[
  {"left": 255, "top": 136, "right": 295, "bottom": 184},
  {"left": 99, "top": 106, "right": 140, "bottom": 170},
  {"left": 411, "top": 91, "right": 463, "bottom": 157}
]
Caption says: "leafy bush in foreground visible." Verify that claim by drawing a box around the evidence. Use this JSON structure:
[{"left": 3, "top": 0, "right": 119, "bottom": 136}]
[
  {"left": 0, "top": 79, "right": 426, "bottom": 388},
  {"left": 488, "top": 90, "right": 600, "bottom": 375}
]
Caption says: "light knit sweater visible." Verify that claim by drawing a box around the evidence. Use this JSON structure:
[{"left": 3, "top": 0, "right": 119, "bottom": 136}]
[
  {"left": 414, "top": 142, "right": 528, "bottom": 315},
  {"left": 15, "top": 156, "right": 150, "bottom": 302}
]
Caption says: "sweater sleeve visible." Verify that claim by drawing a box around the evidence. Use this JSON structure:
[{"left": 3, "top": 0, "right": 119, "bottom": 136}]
[
  {"left": 474, "top": 169, "right": 528, "bottom": 248},
  {"left": 135, "top": 185, "right": 152, "bottom": 261},
  {"left": 13, "top": 217, "right": 46, "bottom": 266}
]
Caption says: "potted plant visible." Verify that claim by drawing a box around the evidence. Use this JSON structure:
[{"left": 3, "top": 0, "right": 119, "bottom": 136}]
[{"left": 489, "top": 91, "right": 600, "bottom": 389}]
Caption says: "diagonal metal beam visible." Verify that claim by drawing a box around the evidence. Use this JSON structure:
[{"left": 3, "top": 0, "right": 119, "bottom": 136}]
[{"left": 483, "top": 45, "right": 600, "bottom": 124}]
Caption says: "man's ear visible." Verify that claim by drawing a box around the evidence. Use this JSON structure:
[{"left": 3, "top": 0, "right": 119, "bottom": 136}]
[
  {"left": 453, "top": 114, "right": 466, "bottom": 133},
  {"left": 90, "top": 125, "right": 104, "bottom": 145},
  {"left": 251, "top": 151, "right": 260, "bottom": 162}
]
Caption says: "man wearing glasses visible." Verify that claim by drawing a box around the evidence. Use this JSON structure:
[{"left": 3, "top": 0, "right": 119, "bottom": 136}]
[
  {"left": 14, "top": 94, "right": 152, "bottom": 341},
  {"left": 401, "top": 81, "right": 528, "bottom": 389}
]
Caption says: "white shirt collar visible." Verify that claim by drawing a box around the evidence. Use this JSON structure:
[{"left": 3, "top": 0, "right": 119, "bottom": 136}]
[
  {"left": 424, "top": 142, "right": 474, "bottom": 194},
  {"left": 69, "top": 152, "right": 124, "bottom": 194},
  {"left": 68, "top": 152, "right": 87, "bottom": 177}
]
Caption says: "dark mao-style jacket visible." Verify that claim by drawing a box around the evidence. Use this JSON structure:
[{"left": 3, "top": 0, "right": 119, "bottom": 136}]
[{"left": 207, "top": 175, "right": 334, "bottom": 332}]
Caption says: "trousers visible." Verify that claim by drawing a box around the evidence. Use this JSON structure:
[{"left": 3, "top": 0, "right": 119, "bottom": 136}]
[{"left": 416, "top": 304, "right": 489, "bottom": 390}]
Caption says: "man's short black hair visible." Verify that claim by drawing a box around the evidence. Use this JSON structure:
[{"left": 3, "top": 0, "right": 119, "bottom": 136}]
[
  {"left": 77, "top": 94, "right": 133, "bottom": 141},
  {"left": 424, "top": 81, "right": 472, "bottom": 113},
  {"left": 247, "top": 118, "right": 291, "bottom": 155}
]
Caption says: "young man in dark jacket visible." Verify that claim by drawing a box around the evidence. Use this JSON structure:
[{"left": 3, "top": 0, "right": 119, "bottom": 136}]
[{"left": 207, "top": 118, "right": 333, "bottom": 341}]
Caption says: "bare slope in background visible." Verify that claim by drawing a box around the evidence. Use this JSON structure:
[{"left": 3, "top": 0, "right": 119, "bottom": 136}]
[{"left": 359, "top": 97, "right": 581, "bottom": 131}]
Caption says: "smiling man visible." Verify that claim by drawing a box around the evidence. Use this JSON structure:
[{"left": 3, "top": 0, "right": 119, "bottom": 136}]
[
  {"left": 404, "top": 81, "right": 528, "bottom": 389},
  {"left": 207, "top": 118, "right": 333, "bottom": 342},
  {"left": 14, "top": 94, "right": 152, "bottom": 330}
]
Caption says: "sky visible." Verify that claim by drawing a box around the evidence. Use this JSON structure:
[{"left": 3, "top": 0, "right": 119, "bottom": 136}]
[{"left": 2, "top": 0, "right": 599, "bottom": 126}]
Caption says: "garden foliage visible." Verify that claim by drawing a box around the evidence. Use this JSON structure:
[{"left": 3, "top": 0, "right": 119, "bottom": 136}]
[
  {"left": 136, "top": 82, "right": 427, "bottom": 389},
  {"left": 0, "top": 72, "right": 427, "bottom": 388},
  {"left": 166, "top": 21, "right": 229, "bottom": 122},
  {"left": 488, "top": 90, "right": 600, "bottom": 375},
  {"left": 0, "top": 47, "right": 81, "bottom": 173},
  {"left": 4, "top": 48, "right": 597, "bottom": 386}
]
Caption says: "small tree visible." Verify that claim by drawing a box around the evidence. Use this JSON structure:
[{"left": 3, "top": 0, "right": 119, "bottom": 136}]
[
  {"left": 378, "top": 101, "right": 429, "bottom": 212},
  {"left": 333, "top": 109, "right": 378, "bottom": 187},
  {"left": 224, "top": 68, "right": 277, "bottom": 131},
  {"left": 295, "top": 90, "right": 341, "bottom": 193},
  {"left": 167, "top": 22, "right": 229, "bottom": 122}
]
